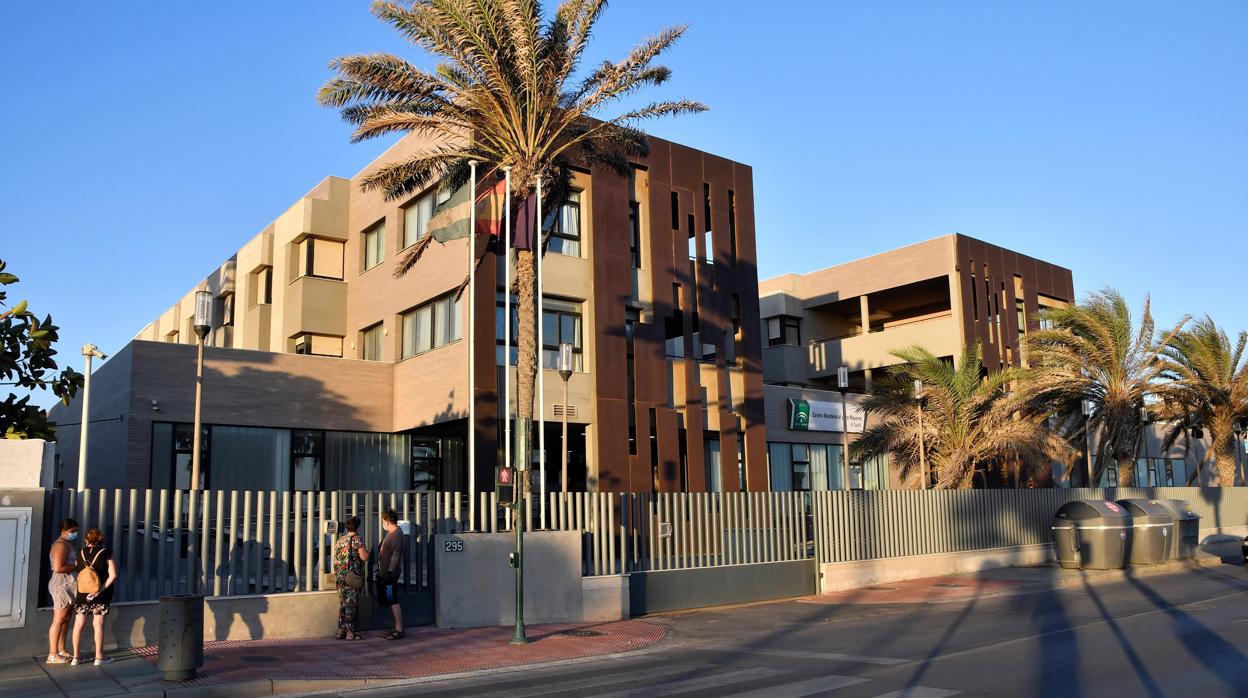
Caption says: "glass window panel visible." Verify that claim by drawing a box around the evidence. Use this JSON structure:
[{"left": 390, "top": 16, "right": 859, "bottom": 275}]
[
  {"left": 705, "top": 438, "right": 722, "bottom": 492},
  {"left": 416, "top": 304, "right": 433, "bottom": 353},
  {"left": 209, "top": 426, "right": 291, "bottom": 491},
  {"left": 792, "top": 443, "right": 809, "bottom": 462},
  {"left": 768, "top": 443, "right": 793, "bottom": 491},
  {"left": 810, "top": 445, "right": 829, "bottom": 491},
  {"left": 434, "top": 297, "right": 450, "bottom": 347},
  {"left": 449, "top": 295, "right": 462, "bottom": 342},
  {"left": 401, "top": 310, "right": 416, "bottom": 358},
  {"left": 362, "top": 324, "right": 383, "bottom": 361},
  {"left": 543, "top": 311, "right": 558, "bottom": 343},
  {"left": 151, "top": 423, "right": 173, "bottom": 490}
]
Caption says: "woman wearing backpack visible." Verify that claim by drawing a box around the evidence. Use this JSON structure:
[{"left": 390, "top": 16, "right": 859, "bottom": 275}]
[{"left": 70, "top": 527, "right": 118, "bottom": 666}]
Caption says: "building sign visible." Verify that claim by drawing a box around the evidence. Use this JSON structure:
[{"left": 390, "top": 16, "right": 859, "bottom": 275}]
[{"left": 788, "top": 398, "right": 865, "bottom": 433}]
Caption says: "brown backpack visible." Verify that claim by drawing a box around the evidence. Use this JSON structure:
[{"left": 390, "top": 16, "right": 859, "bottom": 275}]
[{"left": 77, "top": 548, "right": 105, "bottom": 595}]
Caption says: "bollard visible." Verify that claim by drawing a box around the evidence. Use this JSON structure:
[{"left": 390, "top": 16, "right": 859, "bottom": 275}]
[{"left": 157, "top": 594, "right": 204, "bottom": 681}]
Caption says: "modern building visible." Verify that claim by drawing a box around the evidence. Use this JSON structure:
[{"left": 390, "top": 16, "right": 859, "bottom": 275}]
[
  {"left": 50, "top": 132, "right": 769, "bottom": 495},
  {"left": 759, "top": 234, "right": 1076, "bottom": 490}
]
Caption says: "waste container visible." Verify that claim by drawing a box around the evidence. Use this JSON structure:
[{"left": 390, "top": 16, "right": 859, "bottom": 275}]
[
  {"left": 157, "top": 594, "right": 204, "bottom": 681},
  {"left": 1052, "top": 500, "right": 1131, "bottom": 570},
  {"left": 1116, "top": 499, "right": 1174, "bottom": 565},
  {"left": 1153, "top": 499, "right": 1200, "bottom": 559}
]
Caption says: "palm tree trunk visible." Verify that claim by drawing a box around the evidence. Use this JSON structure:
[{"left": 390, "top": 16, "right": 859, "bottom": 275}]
[
  {"left": 1116, "top": 455, "right": 1135, "bottom": 487},
  {"left": 514, "top": 249, "right": 538, "bottom": 493},
  {"left": 1213, "top": 438, "right": 1238, "bottom": 486}
]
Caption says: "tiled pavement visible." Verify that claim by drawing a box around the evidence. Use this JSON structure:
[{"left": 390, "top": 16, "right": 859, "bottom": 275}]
[{"left": 3, "top": 620, "right": 664, "bottom": 697}]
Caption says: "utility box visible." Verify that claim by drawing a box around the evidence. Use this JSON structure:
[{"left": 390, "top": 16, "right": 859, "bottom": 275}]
[
  {"left": 1153, "top": 499, "right": 1200, "bottom": 560},
  {"left": 1052, "top": 500, "right": 1130, "bottom": 570},
  {"left": 1116, "top": 499, "right": 1173, "bottom": 565}
]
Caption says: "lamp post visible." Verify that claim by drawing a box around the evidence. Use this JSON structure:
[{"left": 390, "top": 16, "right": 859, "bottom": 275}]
[
  {"left": 837, "top": 364, "right": 850, "bottom": 490},
  {"left": 1234, "top": 418, "right": 1246, "bottom": 487},
  {"left": 190, "top": 291, "right": 212, "bottom": 491},
  {"left": 914, "top": 379, "right": 927, "bottom": 489},
  {"left": 1082, "top": 399, "right": 1095, "bottom": 488},
  {"left": 557, "top": 343, "right": 574, "bottom": 493},
  {"left": 76, "top": 344, "right": 107, "bottom": 489},
  {"left": 1138, "top": 406, "right": 1151, "bottom": 487}
]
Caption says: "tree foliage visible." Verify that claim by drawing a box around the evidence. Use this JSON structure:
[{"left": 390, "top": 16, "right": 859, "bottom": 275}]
[
  {"left": 0, "top": 259, "right": 83, "bottom": 439},
  {"left": 855, "top": 344, "right": 1071, "bottom": 489}
]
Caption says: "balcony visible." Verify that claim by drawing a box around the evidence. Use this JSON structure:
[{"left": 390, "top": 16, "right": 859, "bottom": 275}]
[{"left": 808, "top": 311, "right": 960, "bottom": 378}]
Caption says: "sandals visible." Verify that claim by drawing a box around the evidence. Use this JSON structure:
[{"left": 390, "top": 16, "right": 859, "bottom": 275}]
[
  {"left": 334, "top": 630, "right": 347, "bottom": 640},
  {"left": 383, "top": 630, "right": 405, "bottom": 641},
  {"left": 346, "top": 632, "right": 363, "bottom": 641},
  {"left": 46, "top": 654, "right": 70, "bottom": 664}
]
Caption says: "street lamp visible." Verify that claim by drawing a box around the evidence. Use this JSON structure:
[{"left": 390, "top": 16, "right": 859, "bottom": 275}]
[
  {"left": 1234, "top": 418, "right": 1246, "bottom": 487},
  {"left": 914, "top": 379, "right": 927, "bottom": 489},
  {"left": 1138, "top": 406, "right": 1151, "bottom": 487},
  {"left": 76, "top": 343, "right": 107, "bottom": 489},
  {"left": 836, "top": 364, "right": 850, "bottom": 490},
  {"left": 557, "top": 343, "right": 574, "bottom": 493},
  {"left": 191, "top": 290, "right": 212, "bottom": 491},
  {"left": 1082, "top": 399, "right": 1095, "bottom": 488}
]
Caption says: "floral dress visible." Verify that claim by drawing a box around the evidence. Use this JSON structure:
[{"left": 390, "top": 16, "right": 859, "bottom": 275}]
[{"left": 333, "top": 534, "right": 365, "bottom": 632}]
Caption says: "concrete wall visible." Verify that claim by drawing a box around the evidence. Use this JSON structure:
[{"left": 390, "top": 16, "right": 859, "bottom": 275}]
[
  {"left": 0, "top": 489, "right": 51, "bottom": 659},
  {"left": 629, "top": 559, "right": 816, "bottom": 615},
  {"left": 0, "top": 441, "right": 54, "bottom": 489},
  {"left": 433, "top": 531, "right": 582, "bottom": 628},
  {"left": 819, "top": 544, "right": 1054, "bottom": 594}
]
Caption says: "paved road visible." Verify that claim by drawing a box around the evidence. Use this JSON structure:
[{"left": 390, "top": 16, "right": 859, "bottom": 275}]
[{"left": 320, "top": 564, "right": 1248, "bottom": 698}]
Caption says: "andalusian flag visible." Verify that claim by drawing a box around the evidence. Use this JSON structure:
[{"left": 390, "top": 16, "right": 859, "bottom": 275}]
[{"left": 428, "top": 178, "right": 505, "bottom": 243}]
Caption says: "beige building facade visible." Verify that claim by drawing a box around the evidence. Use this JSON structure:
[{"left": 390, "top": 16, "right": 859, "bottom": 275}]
[{"left": 53, "top": 132, "right": 768, "bottom": 495}]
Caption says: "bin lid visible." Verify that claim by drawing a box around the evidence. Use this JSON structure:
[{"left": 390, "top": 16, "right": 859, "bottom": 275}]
[
  {"left": 1152, "top": 498, "right": 1201, "bottom": 521},
  {"left": 1115, "top": 499, "right": 1175, "bottom": 525},
  {"left": 1054, "top": 499, "right": 1131, "bottom": 522}
]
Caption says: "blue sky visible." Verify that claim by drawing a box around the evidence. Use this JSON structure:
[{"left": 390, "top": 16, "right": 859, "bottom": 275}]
[{"left": 3, "top": 2, "right": 1245, "bottom": 409}]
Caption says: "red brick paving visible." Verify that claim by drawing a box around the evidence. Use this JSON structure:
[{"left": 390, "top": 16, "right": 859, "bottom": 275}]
[
  {"left": 131, "top": 620, "right": 664, "bottom": 686},
  {"left": 802, "top": 577, "right": 1035, "bottom": 604}
]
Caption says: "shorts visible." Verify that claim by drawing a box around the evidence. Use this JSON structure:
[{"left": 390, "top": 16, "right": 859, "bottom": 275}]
[
  {"left": 374, "top": 577, "right": 401, "bottom": 607},
  {"left": 48, "top": 574, "right": 76, "bottom": 610},
  {"left": 75, "top": 602, "right": 110, "bottom": 617}
]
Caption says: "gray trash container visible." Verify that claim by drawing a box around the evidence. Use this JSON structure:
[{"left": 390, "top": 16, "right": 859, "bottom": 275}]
[
  {"left": 1052, "top": 500, "right": 1131, "bottom": 570},
  {"left": 1116, "top": 499, "right": 1174, "bottom": 565},
  {"left": 1153, "top": 499, "right": 1200, "bottom": 559},
  {"left": 157, "top": 594, "right": 204, "bottom": 681}
]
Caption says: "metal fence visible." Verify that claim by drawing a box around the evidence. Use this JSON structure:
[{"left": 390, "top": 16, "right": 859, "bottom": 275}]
[
  {"left": 811, "top": 486, "right": 1248, "bottom": 564},
  {"left": 45, "top": 486, "right": 1248, "bottom": 604}
]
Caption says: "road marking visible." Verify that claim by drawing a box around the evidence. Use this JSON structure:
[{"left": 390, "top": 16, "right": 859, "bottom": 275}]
[
  {"left": 871, "top": 688, "right": 960, "bottom": 698},
  {"left": 730, "top": 674, "right": 869, "bottom": 697},
  {"left": 595, "top": 667, "right": 786, "bottom": 697},
  {"left": 469, "top": 662, "right": 712, "bottom": 697},
  {"left": 711, "top": 647, "right": 910, "bottom": 666}
]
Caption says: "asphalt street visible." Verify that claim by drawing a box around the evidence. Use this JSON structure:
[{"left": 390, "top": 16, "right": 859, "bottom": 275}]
[{"left": 319, "top": 563, "right": 1248, "bottom": 698}]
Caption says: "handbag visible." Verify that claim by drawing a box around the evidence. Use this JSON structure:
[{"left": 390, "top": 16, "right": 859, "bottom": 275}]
[{"left": 343, "top": 537, "right": 364, "bottom": 589}]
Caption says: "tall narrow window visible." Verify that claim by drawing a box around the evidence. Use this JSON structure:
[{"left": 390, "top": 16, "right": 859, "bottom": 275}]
[
  {"left": 540, "top": 300, "right": 583, "bottom": 370},
  {"left": 361, "top": 323, "right": 384, "bottom": 361},
  {"left": 727, "top": 189, "right": 738, "bottom": 267},
  {"left": 649, "top": 408, "right": 659, "bottom": 491},
  {"left": 670, "top": 191, "right": 680, "bottom": 230},
  {"left": 703, "top": 184, "right": 713, "bottom": 266},
  {"left": 363, "top": 221, "right": 385, "bottom": 270},
  {"left": 705, "top": 434, "right": 722, "bottom": 492},
  {"left": 677, "top": 428, "right": 688, "bottom": 492},
  {"left": 730, "top": 294, "right": 743, "bottom": 363},
  {"left": 626, "top": 310, "right": 637, "bottom": 455},
  {"left": 545, "top": 190, "right": 582, "bottom": 257},
  {"left": 736, "top": 421, "right": 746, "bottom": 491},
  {"left": 292, "top": 429, "right": 324, "bottom": 491},
  {"left": 628, "top": 200, "right": 642, "bottom": 269},
  {"left": 249, "top": 266, "right": 273, "bottom": 307},
  {"left": 217, "top": 292, "right": 234, "bottom": 327},
  {"left": 687, "top": 214, "right": 697, "bottom": 261},
  {"left": 403, "top": 191, "right": 437, "bottom": 247}
]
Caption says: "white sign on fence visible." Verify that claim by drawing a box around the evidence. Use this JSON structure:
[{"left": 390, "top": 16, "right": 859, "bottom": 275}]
[{"left": 788, "top": 398, "right": 865, "bottom": 433}]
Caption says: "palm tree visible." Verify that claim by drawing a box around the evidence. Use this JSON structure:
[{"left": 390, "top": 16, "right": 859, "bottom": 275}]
[
  {"left": 318, "top": 0, "right": 705, "bottom": 477},
  {"left": 1158, "top": 316, "right": 1248, "bottom": 486},
  {"left": 854, "top": 344, "right": 1070, "bottom": 489},
  {"left": 1024, "top": 288, "right": 1187, "bottom": 487}
]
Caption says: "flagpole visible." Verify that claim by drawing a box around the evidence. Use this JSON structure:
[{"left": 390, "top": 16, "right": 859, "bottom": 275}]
[
  {"left": 536, "top": 176, "right": 546, "bottom": 529},
  {"left": 468, "top": 160, "right": 478, "bottom": 531},
  {"left": 503, "top": 167, "right": 512, "bottom": 522}
]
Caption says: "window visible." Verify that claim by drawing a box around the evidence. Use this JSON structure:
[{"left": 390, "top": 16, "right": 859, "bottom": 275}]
[
  {"left": 545, "top": 190, "right": 582, "bottom": 257},
  {"left": 361, "top": 323, "right": 384, "bottom": 361},
  {"left": 217, "top": 293, "right": 234, "bottom": 327},
  {"left": 401, "top": 293, "right": 462, "bottom": 359},
  {"left": 730, "top": 294, "right": 743, "bottom": 363},
  {"left": 737, "top": 428, "right": 746, "bottom": 491},
  {"left": 495, "top": 293, "right": 518, "bottom": 366},
  {"left": 705, "top": 435, "right": 722, "bottom": 492},
  {"left": 542, "top": 302, "right": 584, "bottom": 371},
  {"left": 292, "top": 429, "right": 324, "bottom": 491},
  {"left": 293, "top": 334, "right": 343, "bottom": 357},
  {"left": 150, "top": 422, "right": 207, "bottom": 490},
  {"left": 300, "top": 238, "right": 345, "bottom": 280},
  {"left": 363, "top": 220, "right": 385, "bottom": 270},
  {"left": 165, "top": 330, "right": 179, "bottom": 343},
  {"left": 626, "top": 311, "right": 637, "bottom": 455},
  {"left": 403, "top": 190, "right": 447, "bottom": 247},
  {"left": 703, "top": 183, "right": 713, "bottom": 266},
  {"left": 629, "top": 200, "right": 642, "bottom": 268},
  {"left": 670, "top": 191, "right": 680, "bottom": 230},
  {"left": 249, "top": 265, "right": 273, "bottom": 307},
  {"left": 728, "top": 189, "right": 738, "bottom": 266},
  {"left": 766, "top": 316, "right": 801, "bottom": 347}
]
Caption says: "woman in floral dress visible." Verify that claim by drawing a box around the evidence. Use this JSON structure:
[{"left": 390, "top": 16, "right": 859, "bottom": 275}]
[{"left": 333, "top": 516, "right": 369, "bottom": 640}]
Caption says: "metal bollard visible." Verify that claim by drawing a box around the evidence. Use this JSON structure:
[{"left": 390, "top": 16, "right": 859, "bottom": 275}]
[{"left": 157, "top": 594, "right": 204, "bottom": 681}]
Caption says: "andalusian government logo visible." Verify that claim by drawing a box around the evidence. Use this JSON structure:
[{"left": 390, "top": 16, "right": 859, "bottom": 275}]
[{"left": 789, "top": 399, "right": 811, "bottom": 431}]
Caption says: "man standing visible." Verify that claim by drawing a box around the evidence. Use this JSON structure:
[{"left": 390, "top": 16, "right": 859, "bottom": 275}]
[{"left": 376, "top": 509, "right": 405, "bottom": 640}]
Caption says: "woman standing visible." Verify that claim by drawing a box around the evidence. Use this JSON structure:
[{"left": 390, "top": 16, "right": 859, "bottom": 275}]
[
  {"left": 46, "top": 518, "right": 79, "bottom": 664},
  {"left": 333, "top": 516, "right": 369, "bottom": 640},
  {"left": 70, "top": 527, "right": 118, "bottom": 666}
]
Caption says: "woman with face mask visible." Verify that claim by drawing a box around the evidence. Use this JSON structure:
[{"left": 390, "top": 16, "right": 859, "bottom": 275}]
[{"left": 46, "top": 518, "right": 79, "bottom": 664}]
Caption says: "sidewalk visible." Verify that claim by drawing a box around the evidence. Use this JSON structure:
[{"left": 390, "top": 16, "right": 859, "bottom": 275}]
[
  {"left": 805, "top": 549, "right": 1241, "bottom": 605},
  {"left": 1, "top": 620, "right": 664, "bottom": 698}
]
